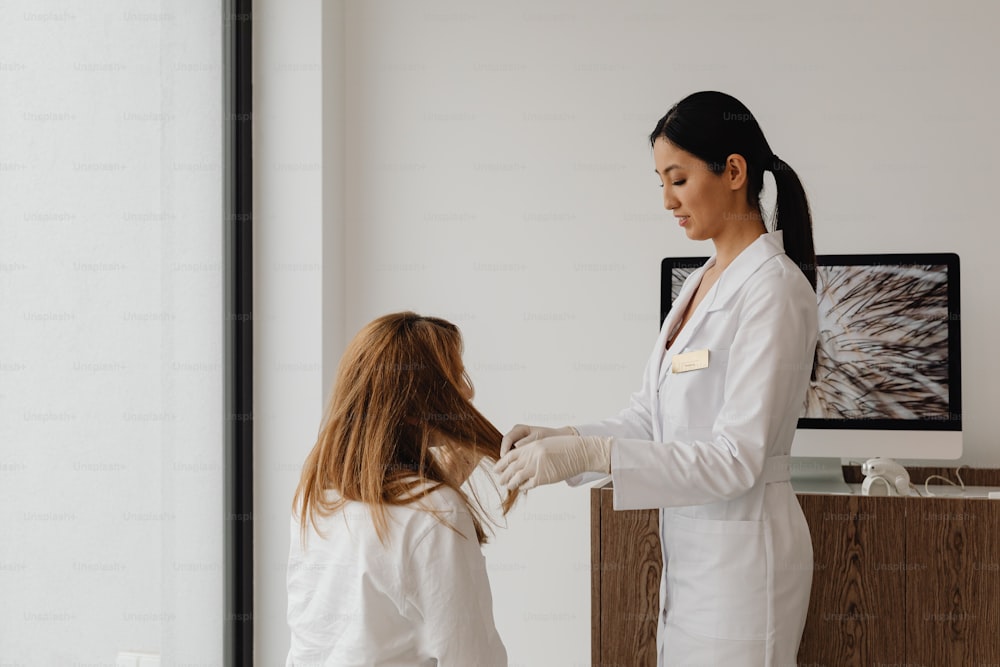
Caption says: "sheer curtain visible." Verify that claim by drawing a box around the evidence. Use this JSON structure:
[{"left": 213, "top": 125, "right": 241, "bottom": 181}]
[{"left": 0, "top": 2, "right": 224, "bottom": 663}]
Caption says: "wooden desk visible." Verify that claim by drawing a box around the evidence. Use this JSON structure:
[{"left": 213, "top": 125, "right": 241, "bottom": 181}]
[{"left": 590, "top": 469, "right": 1000, "bottom": 666}]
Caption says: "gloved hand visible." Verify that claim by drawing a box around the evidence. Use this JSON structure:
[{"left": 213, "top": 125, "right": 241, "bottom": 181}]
[
  {"left": 500, "top": 424, "right": 578, "bottom": 457},
  {"left": 494, "top": 435, "right": 612, "bottom": 491}
]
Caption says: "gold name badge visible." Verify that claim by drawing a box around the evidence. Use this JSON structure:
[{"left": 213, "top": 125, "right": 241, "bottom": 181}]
[{"left": 671, "top": 349, "right": 710, "bottom": 373}]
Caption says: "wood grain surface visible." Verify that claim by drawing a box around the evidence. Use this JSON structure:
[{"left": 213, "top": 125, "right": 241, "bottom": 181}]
[
  {"left": 796, "top": 494, "right": 907, "bottom": 666},
  {"left": 906, "top": 497, "right": 1000, "bottom": 665},
  {"left": 592, "top": 470, "right": 1000, "bottom": 667},
  {"left": 591, "top": 482, "right": 602, "bottom": 667},
  {"left": 597, "top": 486, "right": 660, "bottom": 666}
]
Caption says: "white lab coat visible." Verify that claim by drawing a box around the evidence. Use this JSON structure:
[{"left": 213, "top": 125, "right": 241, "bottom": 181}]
[
  {"left": 576, "top": 231, "right": 817, "bottom": 666},
  {"left": 285, "top": 485, "right": 507, "bottom": 667}
]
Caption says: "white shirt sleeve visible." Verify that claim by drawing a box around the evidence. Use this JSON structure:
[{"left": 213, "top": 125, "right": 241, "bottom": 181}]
[
  {"left": 402, "top": 506, "right": 507, "bottom": 666},
  {"left": 611, "top": 272, "right": 817, "bottom": 509}
]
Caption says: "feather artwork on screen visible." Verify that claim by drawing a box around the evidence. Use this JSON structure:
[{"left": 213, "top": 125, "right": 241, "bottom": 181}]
[
  {"left": 667, "top": 254, "right": 959, "bottom": 429},
  {"left": 804, "top": 264, "right": 949, "bottom": 420}
]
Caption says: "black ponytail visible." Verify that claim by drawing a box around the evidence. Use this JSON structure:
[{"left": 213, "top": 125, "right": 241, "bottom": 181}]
[
  {"left": 769, "top": 155, "right": 816, "bottom": 291},
  {"left": 650, "top": 91, "right": 817, "bottom": 291}
]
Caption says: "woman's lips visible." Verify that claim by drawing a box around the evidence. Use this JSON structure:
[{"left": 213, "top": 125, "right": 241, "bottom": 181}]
[{"left": 676, "top": 216, "right": 689, "bottom": 227}]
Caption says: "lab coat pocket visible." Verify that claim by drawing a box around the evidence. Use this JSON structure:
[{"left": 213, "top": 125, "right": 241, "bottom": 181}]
[
  {"left": 664, "top": 512, "right": 769, "bottom": 641},
  {"left": 662, "top": 348, "right": 729, "bottom": 429}
]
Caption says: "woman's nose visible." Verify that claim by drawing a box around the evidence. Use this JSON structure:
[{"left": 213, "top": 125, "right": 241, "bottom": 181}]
[{"left": 663, "top": 191, "right": 678, "bottom": 211}]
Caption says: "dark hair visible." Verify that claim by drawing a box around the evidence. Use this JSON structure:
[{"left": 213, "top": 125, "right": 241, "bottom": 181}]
[{"left": 649, "top": 91, "right": 816, "bottom": 290}]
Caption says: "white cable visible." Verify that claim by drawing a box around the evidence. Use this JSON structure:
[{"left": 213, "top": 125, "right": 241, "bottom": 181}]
[{"left": 924, "top": 465, "right": 967, "bottom": 497}]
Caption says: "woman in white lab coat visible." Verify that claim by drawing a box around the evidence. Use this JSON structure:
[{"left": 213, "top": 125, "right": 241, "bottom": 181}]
[
  {"left": 287, "top": 312, "right": 517, "bottom": 666},
  {"left": 496, "top": 91, "right": 818, "bottom": 666}
]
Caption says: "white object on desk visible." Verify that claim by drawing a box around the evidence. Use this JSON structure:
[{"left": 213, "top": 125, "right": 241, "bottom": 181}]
[
  {"left": 861, "top": 458, "right": 913, "bottom": 496},
  {"left": 790, "top": 457, "right": 853, "bottom": 495}
]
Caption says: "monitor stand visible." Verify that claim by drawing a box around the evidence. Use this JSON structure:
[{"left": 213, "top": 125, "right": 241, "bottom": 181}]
[{"left": 791, "top": 457, "right": 853, "bottom": 495}]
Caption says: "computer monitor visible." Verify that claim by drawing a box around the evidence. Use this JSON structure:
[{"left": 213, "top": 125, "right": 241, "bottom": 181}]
[{"left": 660, "top": 252, "right": 962, "bottom": 461}]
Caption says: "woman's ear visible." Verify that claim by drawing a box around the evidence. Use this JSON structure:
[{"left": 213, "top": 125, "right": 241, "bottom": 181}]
[{"left": 724, "top": 153, "right": 749, "bottom": 191}]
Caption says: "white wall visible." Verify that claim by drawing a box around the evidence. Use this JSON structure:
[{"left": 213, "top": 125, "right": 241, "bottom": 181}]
[
  {"left": 253, "top": 0, "right": 346, "bottom": 664},
  {"left": 256, "top": 1, "right": 1000, "bottom": 665},
  {"left": 0, "top": 1, "right": 223, "bottom": 664}
]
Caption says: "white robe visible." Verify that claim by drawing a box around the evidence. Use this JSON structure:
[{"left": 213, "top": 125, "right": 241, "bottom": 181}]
[
  {"left": 285, "top": 486, "right": 507, "bottom": 666},
  {"left": 576, "top": 231, "right": 817, "bottom": 666}
]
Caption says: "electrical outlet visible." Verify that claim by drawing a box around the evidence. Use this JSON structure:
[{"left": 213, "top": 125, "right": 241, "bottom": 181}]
[{"left": 116, "top": 652, "right": 160, "bottom": 667}]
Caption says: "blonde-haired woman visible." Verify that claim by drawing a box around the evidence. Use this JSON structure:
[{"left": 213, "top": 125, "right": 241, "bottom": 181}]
[{"left": 286, "top": 312, "right": 516, "bottom": 666}]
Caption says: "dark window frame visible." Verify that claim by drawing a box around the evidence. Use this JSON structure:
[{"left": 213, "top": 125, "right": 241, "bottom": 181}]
[{"left": 223, "top": 0, "right": 254, "bottom": 663}]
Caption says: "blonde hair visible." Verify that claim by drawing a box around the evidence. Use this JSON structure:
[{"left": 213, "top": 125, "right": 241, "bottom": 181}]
[{"left": 292, "top": 312, "right": 517, "bottom": 545}]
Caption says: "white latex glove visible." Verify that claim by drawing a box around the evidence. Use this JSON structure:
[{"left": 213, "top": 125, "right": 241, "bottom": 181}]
[
  {"left": 500, "top": 424, "right": 578, "bottom": 457},
  {"left": 494, "top": 435, "right": 612, "bottom": 491}
]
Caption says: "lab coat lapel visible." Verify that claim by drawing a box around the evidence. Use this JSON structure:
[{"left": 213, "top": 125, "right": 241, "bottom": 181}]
[
  {"left": 650, "top": 262, "right": 709, "bottom": 438},
  {"left": 657, "top": 232, "right": 787, "bottom": 385},
  {"left": 705, "top": 231, "right": 786, "bottom": 313},
  {"left": 659, "top": 264, "right": 706, "bottom": 345},
  {"left": 657, "top": 286, "right": 716, "bottom": 384},
  {"left": 656, "top": 261, "right": 713, "bottom": 385}
]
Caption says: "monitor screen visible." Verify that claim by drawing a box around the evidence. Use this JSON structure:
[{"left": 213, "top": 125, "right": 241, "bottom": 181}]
[{"left": 660, "top": 253, "right": 962, "bottom": 452}]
